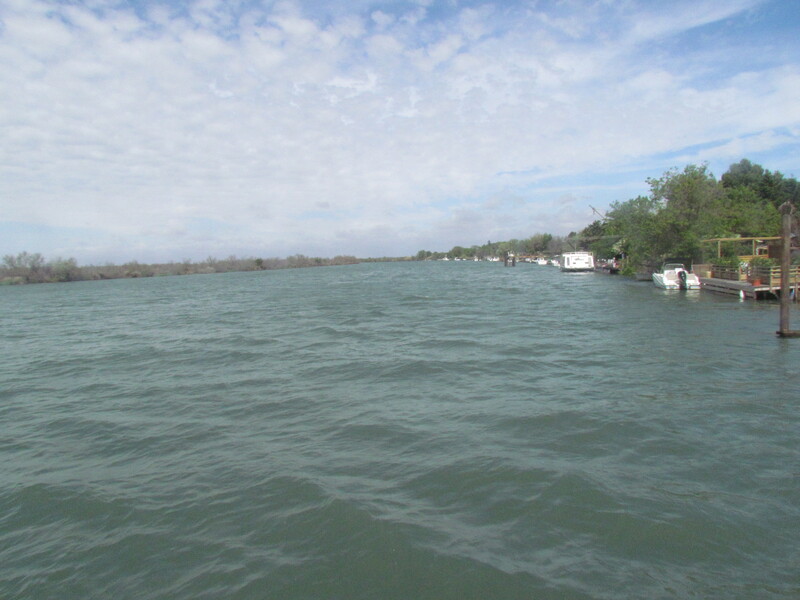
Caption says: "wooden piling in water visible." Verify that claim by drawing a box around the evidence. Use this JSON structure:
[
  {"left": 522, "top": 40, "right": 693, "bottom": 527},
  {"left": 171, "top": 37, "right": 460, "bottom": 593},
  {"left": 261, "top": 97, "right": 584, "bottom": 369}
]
[{"left": 777, "top": 202, "right": 800, "bottom": 337}]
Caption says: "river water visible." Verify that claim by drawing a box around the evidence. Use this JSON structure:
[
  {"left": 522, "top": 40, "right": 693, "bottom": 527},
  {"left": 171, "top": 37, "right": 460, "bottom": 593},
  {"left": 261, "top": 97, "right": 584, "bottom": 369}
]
[{"left": 1, "top": 261, "right": 798, "bottom": 599}]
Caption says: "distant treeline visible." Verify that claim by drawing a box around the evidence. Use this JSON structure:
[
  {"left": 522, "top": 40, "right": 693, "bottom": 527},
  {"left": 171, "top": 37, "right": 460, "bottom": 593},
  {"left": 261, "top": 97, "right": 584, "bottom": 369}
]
[
  {"left": 415, "top": 233, "right": 558, "bottom": 261},
  {"left": 0, "top": 253, "right": 360, "bottom": 285}
]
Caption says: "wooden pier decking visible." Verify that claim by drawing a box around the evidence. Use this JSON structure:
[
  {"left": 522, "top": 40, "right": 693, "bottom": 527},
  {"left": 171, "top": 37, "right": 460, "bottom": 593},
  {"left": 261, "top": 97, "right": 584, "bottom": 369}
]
[
  {"left": 699, "top": 264, "right": 800, "bottom": 300},
  {"left": 699, "top": 277, "right": 787, "bottom": 300}
]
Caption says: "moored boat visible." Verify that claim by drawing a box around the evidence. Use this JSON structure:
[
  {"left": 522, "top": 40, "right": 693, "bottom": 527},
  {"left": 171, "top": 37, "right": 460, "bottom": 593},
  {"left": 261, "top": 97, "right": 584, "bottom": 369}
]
[
  {"left": 559, "top": 251, "right": 594, "bottom": 272},
  {"left": 595, "top": 259, "right": 619, "bottom": 274},
  {"left": 652, "top": 263, "right": 701, "bottom": 290}
]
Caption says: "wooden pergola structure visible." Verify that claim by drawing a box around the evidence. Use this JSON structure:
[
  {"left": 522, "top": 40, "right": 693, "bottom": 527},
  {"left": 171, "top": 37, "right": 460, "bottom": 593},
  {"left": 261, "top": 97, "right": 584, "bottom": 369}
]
[{"left": 702, "top": 236, "right": 781, "bottom": 259}]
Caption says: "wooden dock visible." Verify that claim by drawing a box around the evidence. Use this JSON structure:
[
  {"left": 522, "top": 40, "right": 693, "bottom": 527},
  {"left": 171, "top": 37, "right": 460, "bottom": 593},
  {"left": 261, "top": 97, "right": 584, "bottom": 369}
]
[{"left": 700, "top": 277, "right": 784, "bottom": 300}]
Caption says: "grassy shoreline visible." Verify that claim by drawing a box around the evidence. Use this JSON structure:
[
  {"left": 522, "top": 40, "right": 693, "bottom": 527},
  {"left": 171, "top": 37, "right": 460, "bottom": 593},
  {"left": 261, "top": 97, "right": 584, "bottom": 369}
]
[{"left": 0, "top": 253, "right": 365, "bottom": 285}]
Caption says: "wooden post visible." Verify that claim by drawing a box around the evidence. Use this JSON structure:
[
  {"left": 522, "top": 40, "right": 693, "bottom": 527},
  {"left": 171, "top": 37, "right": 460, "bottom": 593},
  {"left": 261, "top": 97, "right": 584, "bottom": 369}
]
[{"left": 777, "top": 202, "right": 800, "bottom": 337}]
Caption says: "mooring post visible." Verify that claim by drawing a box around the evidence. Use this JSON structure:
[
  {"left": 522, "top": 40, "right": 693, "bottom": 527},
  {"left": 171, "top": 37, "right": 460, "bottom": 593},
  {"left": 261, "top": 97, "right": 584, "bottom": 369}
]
[{"left": 777, "top": 202, "right": 799, "bottom": 337}]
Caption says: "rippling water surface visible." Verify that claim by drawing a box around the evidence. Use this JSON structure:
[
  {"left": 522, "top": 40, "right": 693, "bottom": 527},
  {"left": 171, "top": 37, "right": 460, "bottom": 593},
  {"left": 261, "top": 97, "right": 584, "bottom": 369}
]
[{"left": 1, "top": 262, "right": 798, "bottom": 599}]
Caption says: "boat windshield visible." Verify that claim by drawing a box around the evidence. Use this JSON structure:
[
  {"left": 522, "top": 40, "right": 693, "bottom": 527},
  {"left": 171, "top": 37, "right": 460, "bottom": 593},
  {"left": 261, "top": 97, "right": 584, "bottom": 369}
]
[{"left": 663, "top": 263, "right": 685, "bottom": 271}]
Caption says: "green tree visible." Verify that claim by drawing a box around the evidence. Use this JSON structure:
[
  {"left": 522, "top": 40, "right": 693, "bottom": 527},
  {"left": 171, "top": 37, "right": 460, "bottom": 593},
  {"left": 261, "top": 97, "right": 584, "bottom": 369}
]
[
  {"left": 580, "top": 220, "right": 605, "bottom": 239},
  {"left": 647, "top": 163, "right": 726, "bottom": 261},
  {"left": 722, "top": 186, "right": 780, "bottom": 237},
  {"left": 546, "top": 235, "right": 566, "bottom": 255},
  {"left": 580, "top": 220, "right": 620, "bottom": 259},
  {"left": 718, "top": 159, "right": 793, "bottom": 237},
  {"left": 2, "top": 252, "right": 46, "bottom": 282},
  {"left": 605, "top": 195, "right": 661, "bottom": 268},
  {"left": 721, "top": 159, "right": 765, "bottom": 189},
  {"left": 48, "top": 257, "right": 80, "bottom": 282},
  {"left": 449, "top": 245, "right": 467, "bottom": 258},
  {"left": 722, "top": 158, "right": 800, "bottom": 208},
  {"left": 521, "top": 233, "right": 552, "bottom": 254}
]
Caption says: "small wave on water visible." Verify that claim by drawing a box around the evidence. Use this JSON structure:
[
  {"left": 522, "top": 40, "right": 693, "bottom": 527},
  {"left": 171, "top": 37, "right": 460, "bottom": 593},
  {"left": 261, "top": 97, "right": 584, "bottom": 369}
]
[{"left": 1, "top": 263, "right": 799, "bottom": 599}]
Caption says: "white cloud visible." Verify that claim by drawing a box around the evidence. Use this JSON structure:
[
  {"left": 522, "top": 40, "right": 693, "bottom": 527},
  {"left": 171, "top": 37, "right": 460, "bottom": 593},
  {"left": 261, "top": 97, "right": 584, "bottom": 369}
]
[
  {"left": 0, "top": 0, "right": 798, "bottom": 263},
  {"left": 409, "top": 33, "right": 464, "bottom": 70},
  {"left": 624, "top": 0, "right": 762, "bottom": 45},
  {"left": 371, "top": 11, "right": 395, "bottom": 29}
]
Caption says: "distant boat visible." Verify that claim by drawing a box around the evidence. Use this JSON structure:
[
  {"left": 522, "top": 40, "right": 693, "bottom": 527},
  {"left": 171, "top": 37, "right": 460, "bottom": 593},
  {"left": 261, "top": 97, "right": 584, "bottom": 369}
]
[
  {"left": 535, "top": 257, "right": 548, "bottom": 266},
  {"left": 559, "top": 252, "right": 595, "bottom": 272},
  {"left": 652, "top": 263, "right": 701, "bottom": 290},
  {"left": 596, "top": 259, "right": 619, "bottom": 274}
]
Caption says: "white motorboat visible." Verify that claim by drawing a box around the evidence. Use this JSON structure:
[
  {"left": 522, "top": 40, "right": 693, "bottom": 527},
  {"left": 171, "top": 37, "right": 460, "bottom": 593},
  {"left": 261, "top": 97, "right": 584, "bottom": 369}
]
[{"left": 652, "top": 263, "right": 701, "bottom": 290}]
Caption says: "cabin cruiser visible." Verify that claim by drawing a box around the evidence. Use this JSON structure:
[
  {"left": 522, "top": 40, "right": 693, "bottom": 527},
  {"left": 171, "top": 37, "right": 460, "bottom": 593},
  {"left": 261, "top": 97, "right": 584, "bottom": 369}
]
[
  {"left": 559, "top": 252, "right": 595, "bottom": 272},
  {"left": 652, "top": 263, "right": 701, "bottom": 290}
]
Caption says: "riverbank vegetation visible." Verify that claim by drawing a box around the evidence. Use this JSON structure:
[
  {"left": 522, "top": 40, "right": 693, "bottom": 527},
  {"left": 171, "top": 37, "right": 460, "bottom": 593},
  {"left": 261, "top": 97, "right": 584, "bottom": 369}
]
[
  {"left": 418, "top": 159, "right": 799, "bottom": 273},
  {"left": 586, "top": 160, "right": 797, "bottom": 274},
  {"left": 0, "top": 253, "right": 359, "bottom": 285},
  {"left": 416, "top": 233, "right": 557, "bottom": 261},
  {"left": 5, "top": 158, "right": 797, "bottom": 285}
]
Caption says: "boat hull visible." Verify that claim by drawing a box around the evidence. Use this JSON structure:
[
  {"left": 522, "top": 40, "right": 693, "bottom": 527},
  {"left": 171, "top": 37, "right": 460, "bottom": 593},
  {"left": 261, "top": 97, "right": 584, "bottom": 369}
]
[{"left": 652, "top": 272, "right": 701, "bottom": 290}]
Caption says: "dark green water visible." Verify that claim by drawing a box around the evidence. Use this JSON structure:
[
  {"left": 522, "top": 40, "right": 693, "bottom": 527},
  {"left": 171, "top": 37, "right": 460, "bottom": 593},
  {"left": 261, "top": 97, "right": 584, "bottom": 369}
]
[{"left": 1, "top": 262, "right": 798, "bottom": 599}]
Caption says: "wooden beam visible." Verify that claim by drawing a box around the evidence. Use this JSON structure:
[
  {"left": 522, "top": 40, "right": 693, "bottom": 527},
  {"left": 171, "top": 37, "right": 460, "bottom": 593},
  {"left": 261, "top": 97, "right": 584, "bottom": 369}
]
[{"left": 777, "top": 202, "right": 800, "bottom": 337}]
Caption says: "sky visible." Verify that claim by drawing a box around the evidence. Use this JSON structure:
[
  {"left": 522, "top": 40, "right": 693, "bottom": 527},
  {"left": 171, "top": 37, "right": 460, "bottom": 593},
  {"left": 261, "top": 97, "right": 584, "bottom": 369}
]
[{"left": 1, "top": 0, "right": 799, "bottom": 263}]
